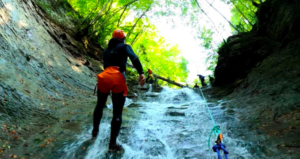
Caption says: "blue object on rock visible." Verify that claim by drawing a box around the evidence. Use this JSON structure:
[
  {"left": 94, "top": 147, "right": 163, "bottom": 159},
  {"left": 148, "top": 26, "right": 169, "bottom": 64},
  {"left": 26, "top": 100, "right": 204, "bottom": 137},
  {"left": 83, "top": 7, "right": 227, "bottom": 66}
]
[{"left": 212, "top": 143, "right": 229, "bottom": 159}]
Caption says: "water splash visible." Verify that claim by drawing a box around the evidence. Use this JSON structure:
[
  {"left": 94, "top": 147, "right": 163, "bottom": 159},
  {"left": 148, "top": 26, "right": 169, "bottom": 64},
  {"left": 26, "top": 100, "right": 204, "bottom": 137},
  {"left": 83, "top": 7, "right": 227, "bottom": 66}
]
[
  {"left": 107, "top": 97, "right": 133, "bottom": 109},
  {"left": 62, "top": 87, "right": 253, "bottom": 159},
  {"left": 147, "top": 84, "right": 153, "bottom": 93}
]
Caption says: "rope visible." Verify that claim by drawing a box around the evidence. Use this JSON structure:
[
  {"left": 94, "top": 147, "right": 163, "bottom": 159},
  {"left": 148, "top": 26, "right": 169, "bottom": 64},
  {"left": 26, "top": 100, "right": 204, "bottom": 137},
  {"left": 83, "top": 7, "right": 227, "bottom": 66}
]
[
  {"left": 197, "top": 87, "right": 229, "bottom": 159},
  {"left": 208, "top": 125, "right": 221, "bottom": 148},
  {"left": 198, "top": 87, "right": 216, "bottom": 126},
  {"left": 199, "top": 88, "right": 221, "bottom": 148},
  {"left": 197, "top": 88, "right": 221, "bottom": 146}
]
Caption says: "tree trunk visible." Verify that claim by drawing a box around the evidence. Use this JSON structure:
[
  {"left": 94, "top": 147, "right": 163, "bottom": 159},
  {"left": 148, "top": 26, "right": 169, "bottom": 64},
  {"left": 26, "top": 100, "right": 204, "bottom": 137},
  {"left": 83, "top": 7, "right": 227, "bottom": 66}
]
[
  {"left": 130, "top": 32, "right": 141, "bottom": 45},
  {"left": 82, "top": 0, "right": 102, "bottom": 23},
  {"left": 126, "top": 7, "right": 151, "bottom": 40},
  {"left": 105, "top": 0, "right": 114, "bottom": 16},
  {"left": 87, "top": 0, "right": 138, "bottom": 37},
  {"left": 88, "top": 6, "right": 129, "bottom": 37},
  {"left": 153, "top": 74, "right": 185, "bottom": 87},
  {"left": 76, "top": 0, "right": 112, "bottom": 39},
  {"left": 90, "top": 0, "right": 112, "bottom": 25},
  {"left": 117, "top": 6, "right": 127, "bottom": 27},
  {"left": 127, "top": 64, "right": 185, "bottom": 87}
]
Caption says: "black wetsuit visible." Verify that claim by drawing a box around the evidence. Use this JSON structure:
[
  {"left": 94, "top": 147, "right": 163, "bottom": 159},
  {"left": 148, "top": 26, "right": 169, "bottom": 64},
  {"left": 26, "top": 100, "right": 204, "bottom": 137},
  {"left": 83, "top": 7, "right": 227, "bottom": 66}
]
[
  {"left": 103, "top": 38, "right": 144, "bottom": 76},
  {"left": 198, "top": 74, "right": 207, "bottom": 86},
  {"left": 93, "top": 38, "right": 144, "bottom": 146}
]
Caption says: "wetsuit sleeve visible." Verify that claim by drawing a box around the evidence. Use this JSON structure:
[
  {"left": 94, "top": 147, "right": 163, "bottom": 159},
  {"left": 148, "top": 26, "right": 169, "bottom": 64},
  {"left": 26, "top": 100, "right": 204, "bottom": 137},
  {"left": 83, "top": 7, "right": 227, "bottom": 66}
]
[{"left": 125, "top": 45, "right": 144, "bottom": 75}]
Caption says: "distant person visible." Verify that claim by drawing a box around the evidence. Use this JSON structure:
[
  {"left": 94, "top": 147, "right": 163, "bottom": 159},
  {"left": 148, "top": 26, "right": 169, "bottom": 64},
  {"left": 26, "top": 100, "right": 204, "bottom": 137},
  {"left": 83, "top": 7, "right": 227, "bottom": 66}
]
[
  {"left": 146, "top": 69, "right": 154, "bottom": 84},
  {"left": 146, "top": 74, "right": 154, "bottom": 84},
  {"left": 147, "top": 69, "right": 152, "bottom": 75},
  {"left": 197, "top": 74, "right": 207, "bottom": 87},
  {"left": 209, "top": 75, "right": 215, "bottom": 85},
  {"left": 193, "top": 83, "right": 200, "bottom": 89},
  {"left": 93, "top": 29, "right": 145, "bottom": 151}
]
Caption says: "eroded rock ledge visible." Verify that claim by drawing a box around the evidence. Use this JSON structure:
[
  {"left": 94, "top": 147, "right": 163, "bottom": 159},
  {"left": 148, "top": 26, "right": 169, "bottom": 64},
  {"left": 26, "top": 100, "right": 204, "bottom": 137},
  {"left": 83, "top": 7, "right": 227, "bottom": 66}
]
[{"left": 210, "top": 0, "right": 300, "bottom": 157}]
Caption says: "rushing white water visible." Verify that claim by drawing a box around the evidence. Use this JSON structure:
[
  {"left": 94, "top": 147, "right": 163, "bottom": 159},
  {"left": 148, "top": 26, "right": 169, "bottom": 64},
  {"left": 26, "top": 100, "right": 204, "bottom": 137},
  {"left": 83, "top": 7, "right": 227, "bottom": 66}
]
[
  {"left": 147, "top": 84, "right": 153, "bottom": 93},
  {"left": 61, "top": 87, "right": 253, "bottom": 159},
  {"left": 107, "top": 97, "right": 133, "bottom": 109}
]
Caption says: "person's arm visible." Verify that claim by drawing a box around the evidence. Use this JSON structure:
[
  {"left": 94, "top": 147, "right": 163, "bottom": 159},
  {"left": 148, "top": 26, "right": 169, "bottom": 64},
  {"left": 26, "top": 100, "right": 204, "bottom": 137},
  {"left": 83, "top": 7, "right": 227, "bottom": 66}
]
[
  {"left": 125, "top": 45, "right": 145, "bottom": 86},
  {"left": 125, "top": 45, "right": 144, "bottom": 75}
]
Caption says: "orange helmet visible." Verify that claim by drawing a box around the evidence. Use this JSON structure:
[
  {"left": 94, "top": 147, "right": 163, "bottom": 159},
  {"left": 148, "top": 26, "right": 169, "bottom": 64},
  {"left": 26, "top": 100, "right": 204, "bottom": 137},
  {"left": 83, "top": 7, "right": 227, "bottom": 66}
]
[{"left": 112, "top": 29, "right": 126, "bottom": 39}]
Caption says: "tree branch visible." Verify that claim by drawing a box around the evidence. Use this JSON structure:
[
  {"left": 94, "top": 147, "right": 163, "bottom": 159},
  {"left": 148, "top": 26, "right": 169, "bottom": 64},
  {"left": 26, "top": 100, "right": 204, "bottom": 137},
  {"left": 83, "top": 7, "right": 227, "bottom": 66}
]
[
  {"left": 82, "top": 0, "right": 102, "bottom": 23},
  {"left": 117, "top": 6, "right": 127, "bottom": 27},
  {"left": 87, "top": 0, "right": 138, "bottom": 37},
  {"left": 230, "top": 0, "right": 254, "bottom": 26},
  {"left": 89, "top": 0, "right": 112, "bottom": 25},
  {"left": 203, "top": 0, "right": 239, "bottom": 32},
  {"left": 126, "top": 7, "right": 151, "bottom": 40},
  {"left": 194, "top": 0, "right": 227, "bottom": 40}
]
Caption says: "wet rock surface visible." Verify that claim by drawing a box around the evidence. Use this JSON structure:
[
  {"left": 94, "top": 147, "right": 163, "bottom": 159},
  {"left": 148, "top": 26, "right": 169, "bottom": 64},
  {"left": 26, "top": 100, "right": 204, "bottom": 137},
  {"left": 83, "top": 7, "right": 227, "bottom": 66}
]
[
  {"left": 208, "top": 0, "right": 300, "bottom": 158},
  {"left": 0, "top": 0, "right": 299, "bottom": 158},
  {"left": 0, "top": 0, "right": 103, "bottom": 158}
]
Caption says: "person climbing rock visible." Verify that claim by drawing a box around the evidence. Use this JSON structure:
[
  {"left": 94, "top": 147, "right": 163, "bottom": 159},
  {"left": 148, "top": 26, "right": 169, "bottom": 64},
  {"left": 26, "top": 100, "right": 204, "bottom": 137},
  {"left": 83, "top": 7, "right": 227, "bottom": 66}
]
[
  {"left": 197, "top": 74, "right": 207, "bottom": 87},
  {"left": 193, "top": 83, "right": 200, "bottom": 89},
  {"left": 146, "top": 74, "right": 154, "bottom": 84},
  {"left": 147, "top": 69, "right": 152, "bottom": 75},
  {"left": 146, "top": 69, "right": 153, "bottom": 83},
  {"left": 93, "top": 29, "right": 145, "bottom": 151},
  {"left": 146, "top": 69, "right": 154, "bottom": 84}
]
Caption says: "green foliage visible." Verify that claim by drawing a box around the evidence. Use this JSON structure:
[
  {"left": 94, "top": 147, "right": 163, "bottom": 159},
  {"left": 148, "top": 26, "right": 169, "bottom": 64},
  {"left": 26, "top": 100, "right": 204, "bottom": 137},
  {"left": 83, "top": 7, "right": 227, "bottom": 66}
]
[
  {"left": 66, "top": 0, "right": 267, "bottom": 85},
  {"left": 197, "top": 26, "right": 218, "bottom": 73},
  {"left": 229, "top": 0, "right": 257, "bottom": 33},
  {"left": 132, "top": 28, "right": 189, "bottom": 85},
  {"left": 200, "top": 27, "right": 214, "bottom": 50},
  {"left": 67, "top": 0, "right": 189, "bottom": 86},
  {"left": 221, "top": 0, "right": 266, "bottom": 33},
  {"left": 200, "top": 0, "right": 265, "bottom": 73}
]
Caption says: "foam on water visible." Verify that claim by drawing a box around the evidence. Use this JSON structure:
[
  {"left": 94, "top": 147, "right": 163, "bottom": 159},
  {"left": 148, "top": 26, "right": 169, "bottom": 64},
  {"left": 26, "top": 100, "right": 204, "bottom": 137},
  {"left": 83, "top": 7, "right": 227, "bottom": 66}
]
[
  {"left": 62, "top": 87, "right": 253, "bottom": 159},
  {"left": 107, "top": 97, "right": 133, "bottom": 109}
]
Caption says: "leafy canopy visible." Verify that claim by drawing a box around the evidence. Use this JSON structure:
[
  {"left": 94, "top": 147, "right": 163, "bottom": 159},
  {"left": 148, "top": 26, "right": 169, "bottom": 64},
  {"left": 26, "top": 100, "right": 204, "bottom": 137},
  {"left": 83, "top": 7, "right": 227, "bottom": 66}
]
[
  {"left": 67, "top": 0, "right": 189, "bottom": 85},
  {"left": 67, "top": 0, "right": 265, "bottom": 84}
]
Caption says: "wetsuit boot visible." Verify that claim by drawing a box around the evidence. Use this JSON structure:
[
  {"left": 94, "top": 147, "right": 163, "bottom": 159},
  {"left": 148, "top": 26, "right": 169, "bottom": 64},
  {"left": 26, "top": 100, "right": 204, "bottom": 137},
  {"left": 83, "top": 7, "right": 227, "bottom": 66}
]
[
  {"left": 109, "top": 91, "right": 125, "bottom": 151},
  {"left": 92, "top": 91, "right": 109, "bottom": 138}
]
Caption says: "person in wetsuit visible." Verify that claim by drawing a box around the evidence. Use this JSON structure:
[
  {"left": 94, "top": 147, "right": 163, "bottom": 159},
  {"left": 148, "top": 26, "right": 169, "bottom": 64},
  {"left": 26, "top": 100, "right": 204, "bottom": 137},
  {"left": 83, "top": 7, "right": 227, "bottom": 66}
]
[
  {"left": 146, "top": 74, "right": 154, "bottom": 84},
  {"left": 197, "top": 74, "right": 207, "bottom": 87},
  {"left": 193, "top": 83, "right": 200, "bottom": 89},
  {"left": 147, "top": 69, "right": 152, "bottom": 74},
  {"left": 93, "top": 29, "right": 145, "bottom": 151},
  {"left": 146, "top": 69, "right": 153, "bottom": 83}
]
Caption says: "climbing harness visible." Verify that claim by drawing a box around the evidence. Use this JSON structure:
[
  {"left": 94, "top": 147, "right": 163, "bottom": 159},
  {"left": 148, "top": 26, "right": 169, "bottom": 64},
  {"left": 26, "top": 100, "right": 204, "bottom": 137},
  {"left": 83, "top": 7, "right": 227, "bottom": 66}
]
[{"left": 197, "top": 87, "right": 229, "bottom": 159}]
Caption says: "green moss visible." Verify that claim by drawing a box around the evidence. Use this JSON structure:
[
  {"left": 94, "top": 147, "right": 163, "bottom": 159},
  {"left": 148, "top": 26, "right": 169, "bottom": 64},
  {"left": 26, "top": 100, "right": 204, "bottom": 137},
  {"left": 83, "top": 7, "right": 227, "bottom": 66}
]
[
  {"left": 34, "top": 0, "right": 79, "bottom": 29},
  {"left": 36, "top": 1, "right": 52, "bottom": 14}
]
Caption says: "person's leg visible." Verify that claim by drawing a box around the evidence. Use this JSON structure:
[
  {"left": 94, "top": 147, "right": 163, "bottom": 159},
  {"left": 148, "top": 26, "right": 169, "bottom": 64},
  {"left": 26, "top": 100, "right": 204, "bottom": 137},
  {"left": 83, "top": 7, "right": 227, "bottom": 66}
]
[
  {"left": 200, "top": 77, "right": 206, "bottom": 86},
  {"left": 149, "top": 79, "right": 153, "bottom": 84},
  {"left": 92, "top": 91, "right": 109, "bottom": 137},
  {"left": 109, "top": 91, "right": 125, "bottom": 147}
]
